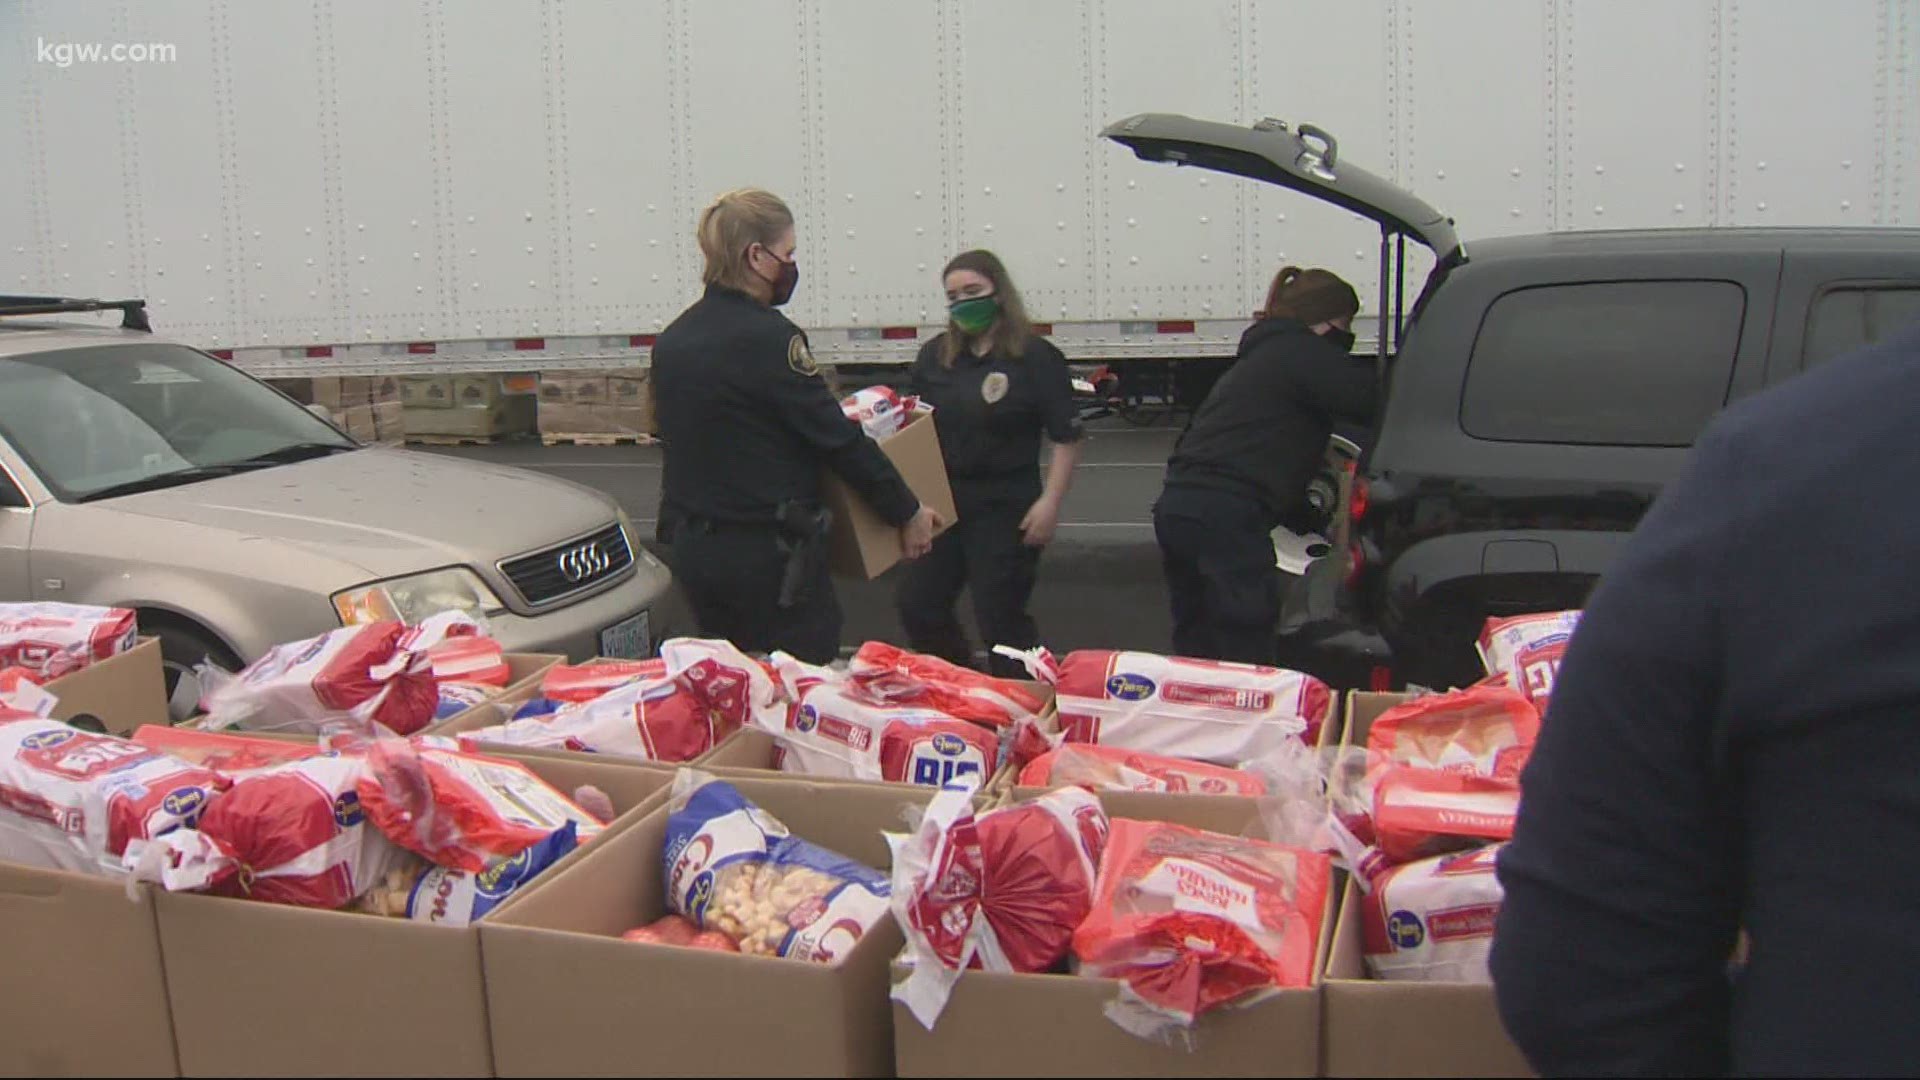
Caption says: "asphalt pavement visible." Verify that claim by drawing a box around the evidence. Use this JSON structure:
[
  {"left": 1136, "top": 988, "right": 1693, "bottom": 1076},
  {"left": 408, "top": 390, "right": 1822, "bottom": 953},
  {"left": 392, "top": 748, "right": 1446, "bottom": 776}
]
[{"left": 429, "top": 418, "right": 1182, "bottom": 656}]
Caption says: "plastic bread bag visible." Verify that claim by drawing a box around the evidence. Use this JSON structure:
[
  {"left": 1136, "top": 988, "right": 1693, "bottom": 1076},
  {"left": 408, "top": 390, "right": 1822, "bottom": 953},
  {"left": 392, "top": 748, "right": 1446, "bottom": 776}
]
[
  {"left": 1070, "top": 817, "right": 1332, "bottom": 1043},
  {"left": 352, "top": 737, "right": 608, "bottom": 872},
  {"left": 889, "top": 779, "right": 1109, "bottom": 1028},
  {"left": 662, "top": 769, "right": 890, "bottom": 964},
  {"left": 0, "top": 603, "right": 139, "bottom": 680},
  {"left": 124, "top": 752, "right": 412, "bottom": 909},
  {"left": 846, "top": 641, "right": 1048, "bottom": 729},
  {"left": 1019, "top": 742, "right": 1267, "bottom": 797},
  {"left": 1365, "top": 684, "right": 1540, "bottom": 782},
  {"left": 995, "top": 646, "right": 1329, "bottom": 764},
  {"left": 0, "top": 719, "right": 227, "bottom": 875},
  {"left": 355, "top": 821, "right": 578, "bottom": 926},
  {"left": 196, "top": 621, "right": 438, "bottom": 737}
]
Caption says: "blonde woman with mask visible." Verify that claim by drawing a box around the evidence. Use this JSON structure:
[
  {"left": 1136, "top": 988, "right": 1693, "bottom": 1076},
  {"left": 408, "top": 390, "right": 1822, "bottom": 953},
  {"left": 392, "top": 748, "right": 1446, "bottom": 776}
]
[{"left": 652, "top": 188, "right": 941, "bottom": 662}]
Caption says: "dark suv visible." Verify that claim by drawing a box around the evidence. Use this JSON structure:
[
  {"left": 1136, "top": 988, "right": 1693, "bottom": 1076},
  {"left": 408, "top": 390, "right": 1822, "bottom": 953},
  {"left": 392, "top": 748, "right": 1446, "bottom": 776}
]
[{"left": 1105, "top": 114, "right": 1920, "bottom": 690}]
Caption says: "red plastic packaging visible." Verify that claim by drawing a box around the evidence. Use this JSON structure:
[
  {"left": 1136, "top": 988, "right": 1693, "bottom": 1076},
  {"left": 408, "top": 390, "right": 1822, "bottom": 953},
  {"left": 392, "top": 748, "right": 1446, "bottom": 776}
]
[
  {"left": 355, "top": 742, "right": 607, "bottom": 872},
  {"left": 623, "top": 914, "right": 700, "bottom": 946},
  {"left": 1018, "top": 743, "right": 1266, "bottom": 797},
  {"left": 541, "top": 659, "right": 668, "bottom": 704},
  {"left": 1371, "top": 767, "right": 1520, "bottom": 864},
  {"left": 0, "top": 603, "right": 138, "bottom": 680},
  {"left": 846, "top": 642, "right": 1049, "bottom": 729},
  {"left": 1071, "top": 819, "right": 1331, "bottom": 1036},
  {"left": 125, "top": 754, "right": 410, "bottom": 909},
  {"left": 130, "top": 725, "right": 322, "bottom": 774},
  {"left": 201, "top": 622, "right": 439, "bottom": 736},
  {"left": 1366, "top": 684, "right": 1540, "bottom": 782},
  {"left": 428, "top": 635, "right": 511, "bottom": 688}
]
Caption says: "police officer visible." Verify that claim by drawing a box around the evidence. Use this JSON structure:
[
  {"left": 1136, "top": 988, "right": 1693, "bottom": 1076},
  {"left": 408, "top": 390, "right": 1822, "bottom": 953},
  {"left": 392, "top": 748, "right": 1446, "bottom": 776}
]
[
  {"left": 652, "top": 188, "right": 941, "bottom": 663},
  {"left": 1154, "top": 265, "right": 1373, "bottom": 665},
  {"left": 897, "top": 250, "right": 1084, "bottom": 677}
]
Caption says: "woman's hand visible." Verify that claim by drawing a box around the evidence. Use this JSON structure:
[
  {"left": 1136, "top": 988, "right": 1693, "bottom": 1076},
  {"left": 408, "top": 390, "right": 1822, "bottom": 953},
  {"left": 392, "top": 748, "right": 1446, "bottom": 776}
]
[
  {"left": 901, "top": 505, "right": 943, "bottom": 558},
  {"left": 1020, "top": 495, "right": 1062, "bottom": 548}
]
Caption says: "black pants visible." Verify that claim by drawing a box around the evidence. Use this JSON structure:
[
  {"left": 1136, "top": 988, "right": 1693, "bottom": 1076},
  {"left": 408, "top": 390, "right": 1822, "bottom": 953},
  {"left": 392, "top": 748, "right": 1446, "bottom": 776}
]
[
  {"left": 896, "top": 498, "right": 1041, "bottom": 679},
  {"left": 670, "top": 520, "right": 840, "bottom": 664},
  {"left": 1154, "top": 485, "right": 1281, "bottom": 666}
]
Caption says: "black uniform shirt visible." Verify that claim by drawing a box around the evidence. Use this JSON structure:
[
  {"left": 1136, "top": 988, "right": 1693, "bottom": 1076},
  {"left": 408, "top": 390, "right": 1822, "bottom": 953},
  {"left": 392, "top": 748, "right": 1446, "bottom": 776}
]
[
  {"left": 652, "top": 284, "right": 919, "bottom": 527},
  {"left": 1162, "top": 317, "right": 1376, "bottom": 527},
  {"left": 907, "top": 333, "right": 1082, "bottom": 506}
]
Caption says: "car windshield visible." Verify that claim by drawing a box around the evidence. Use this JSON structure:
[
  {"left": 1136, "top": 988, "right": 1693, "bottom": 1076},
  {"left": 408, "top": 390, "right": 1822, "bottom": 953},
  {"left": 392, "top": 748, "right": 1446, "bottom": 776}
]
[{"left": 0, "top": 342, "right": 357, "bottom": 502}]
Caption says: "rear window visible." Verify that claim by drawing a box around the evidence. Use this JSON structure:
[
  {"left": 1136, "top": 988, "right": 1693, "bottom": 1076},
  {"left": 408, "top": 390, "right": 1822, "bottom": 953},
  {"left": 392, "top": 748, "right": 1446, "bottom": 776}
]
[
  {"left": 1804, "top": 286, "right": 1920, "bottom": 367},
  {"left": 1462, "top": 281, "right": 1746, "bottom": 447}
]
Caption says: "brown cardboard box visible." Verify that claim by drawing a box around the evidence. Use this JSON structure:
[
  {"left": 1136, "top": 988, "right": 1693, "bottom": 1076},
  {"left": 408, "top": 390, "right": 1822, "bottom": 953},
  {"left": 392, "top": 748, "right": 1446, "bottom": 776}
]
[
  {"left": 372, "top": 400, "right": 406, "bottom": 441},
  {"left": 155, "top": 752, "right": 673, "bottom": 1078},
  {"left": 44, "top": 636, "right": 169, "bottom": 735},
  {"left": 401, "top": 375, "right": 455, "bottom": 409},
  {"left": 823, "top": 409, "right": 958, "bottom": 579},
  {"left": 483, "top": 775, "right": 926, "bottom": 1078},
  {"left": 340, "top": 376, "right": 375, "bottom": 406},
  {"left": 593, "top": 404, "right": 652, "bottom": 437},
  {"left": 890, "top": 791, "right": 1328, "bottom": 1078},
  {"left": 305, "top": 376, "right": 347, "bottom": 410},
  {"left": 0, "top": 863, "right": 178, "bottom": 1076},
  {"left": 405, "top": 396, "right": 537, "bottom": 439},
  {"left": 605, "top": 370, "right": 653, "bottom": 433},
  {"left": 1319, "top": 689, "right": 1533, "bottom": 1077},
  {"left": 271, "top": 377, "right": 318, "bottom": 405},
  {"left": 342, "top": 404, "right": 378, "bottom": 442},
  {"left": 453, "top": 374, "right": 506, "bottom": 408},
  {"left": 369, "top": 375, "right": 402, "bottom": 405}
]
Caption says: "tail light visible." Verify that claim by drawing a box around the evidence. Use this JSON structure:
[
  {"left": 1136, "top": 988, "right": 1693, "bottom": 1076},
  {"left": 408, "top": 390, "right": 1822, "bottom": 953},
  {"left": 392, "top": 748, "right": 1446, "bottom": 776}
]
[
  {"left": 1345, "top": 542, "right": 1366, "bottom": 589},
  {"left": 1349, "top": 475, "right": 1370, "bottom": 523}
]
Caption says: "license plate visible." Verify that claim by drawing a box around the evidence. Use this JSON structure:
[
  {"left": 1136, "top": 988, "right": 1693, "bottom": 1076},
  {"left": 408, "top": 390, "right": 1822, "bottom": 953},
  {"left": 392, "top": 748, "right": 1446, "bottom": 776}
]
[{"left": 599, "top": 611, "right": 651, "bottom": 659}]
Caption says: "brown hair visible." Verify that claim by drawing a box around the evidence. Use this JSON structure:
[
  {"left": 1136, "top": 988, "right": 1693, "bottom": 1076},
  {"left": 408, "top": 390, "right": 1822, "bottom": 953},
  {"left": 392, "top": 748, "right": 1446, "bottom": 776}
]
[
  {"left": 1259, "top": 266, "right": 1360, "bottom": 326},
  {"left": 697, "top": 188, "right": 795, "bottom": 294},
  {"left": 938, "top": 249, "right": 1035, "bottom": 367}
]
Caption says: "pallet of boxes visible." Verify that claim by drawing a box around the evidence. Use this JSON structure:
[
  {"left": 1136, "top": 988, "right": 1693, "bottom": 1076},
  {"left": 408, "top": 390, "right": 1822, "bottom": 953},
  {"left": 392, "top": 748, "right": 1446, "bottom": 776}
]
[
  {"left": 273, "top": 375, "right": 406, "bottom": 444},
  {"left": 398, "top": 373, "right": 539, "bottom": 444},
  {"left": 538, "top": 369, "right": 655, "bottom": 445}
]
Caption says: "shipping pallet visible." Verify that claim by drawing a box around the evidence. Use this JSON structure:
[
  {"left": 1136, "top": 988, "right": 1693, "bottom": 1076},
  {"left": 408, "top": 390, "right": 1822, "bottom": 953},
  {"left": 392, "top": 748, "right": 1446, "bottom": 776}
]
[
  {"left": 404, "top": 433, "right": 512, "bottom": 446},
  {"left": 539, "top": 432, "right": 656, "bottom": 446}
]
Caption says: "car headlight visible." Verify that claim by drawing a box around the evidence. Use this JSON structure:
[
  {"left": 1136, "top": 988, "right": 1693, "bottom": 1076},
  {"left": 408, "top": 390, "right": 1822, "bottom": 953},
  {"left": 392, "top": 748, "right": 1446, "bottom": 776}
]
[
  {"left": 333, "top": 568, "right": 506, "bottom": 626},
  {"left": 618, "top": 508, "right": 665, "bottom": 571}
]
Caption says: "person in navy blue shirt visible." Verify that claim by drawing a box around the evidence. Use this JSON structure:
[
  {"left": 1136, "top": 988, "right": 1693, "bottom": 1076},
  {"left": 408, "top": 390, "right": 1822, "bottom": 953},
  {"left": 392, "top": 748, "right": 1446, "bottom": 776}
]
[{"left": 1492, "top": 320, "right": 1920, "bottom": 1076}]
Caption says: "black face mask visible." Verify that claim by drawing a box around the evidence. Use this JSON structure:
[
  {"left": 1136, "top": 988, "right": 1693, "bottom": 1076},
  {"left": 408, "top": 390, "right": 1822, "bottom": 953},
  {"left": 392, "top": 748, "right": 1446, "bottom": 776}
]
[
  {"left": 1324, "top": 327, "right": 1357, "bottom": 353},
  {"left": 766, "top": 255, "right": 799, "bottom": 307}
]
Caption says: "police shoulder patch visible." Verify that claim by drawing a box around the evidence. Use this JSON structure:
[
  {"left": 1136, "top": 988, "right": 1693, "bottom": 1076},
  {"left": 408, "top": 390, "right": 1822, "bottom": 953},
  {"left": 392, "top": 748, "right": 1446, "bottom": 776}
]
[{"left": 788, "top": 334, "right": 820, "bottom": 377}]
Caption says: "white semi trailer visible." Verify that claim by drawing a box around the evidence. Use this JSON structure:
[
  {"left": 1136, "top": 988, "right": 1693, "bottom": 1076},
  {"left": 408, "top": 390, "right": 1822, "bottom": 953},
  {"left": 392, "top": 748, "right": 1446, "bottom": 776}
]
[{"left": 5, "top": 0, "right": 1915, "bottom": 379}]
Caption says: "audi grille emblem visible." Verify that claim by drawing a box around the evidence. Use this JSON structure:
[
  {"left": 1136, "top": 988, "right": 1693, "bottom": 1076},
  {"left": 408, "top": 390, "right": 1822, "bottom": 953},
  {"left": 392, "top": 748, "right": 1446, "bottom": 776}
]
[{"left": 556, "top": 541, "right": 610, "bottom": 584}]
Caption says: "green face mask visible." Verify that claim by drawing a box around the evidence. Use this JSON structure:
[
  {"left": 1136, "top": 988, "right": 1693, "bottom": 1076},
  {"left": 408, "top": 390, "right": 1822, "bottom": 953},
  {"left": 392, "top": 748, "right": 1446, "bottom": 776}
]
[{"left": 949, "top": 295, "right": 999, "bottom": 335}]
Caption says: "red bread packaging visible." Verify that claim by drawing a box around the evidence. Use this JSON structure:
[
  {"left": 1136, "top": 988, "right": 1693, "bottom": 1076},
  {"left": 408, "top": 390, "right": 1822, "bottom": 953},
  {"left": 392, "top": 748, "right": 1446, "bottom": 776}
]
[
  {"left": 198, "top": 621, "right": 439, "bottom": 737},
  {"left": 0, "top": 603, "right": 138, "bottom": 680},
  {"left": 891, "top": 781, "right": 1110, "bottom": 1028},
  {"left": 354, "top": 740, "right": 607, "bottom": 872},
  {"left": 123, "top": 752, "right": 410, "bottom": 909},
  {"left": 130, "top": 725, "right": 321, "bottom": 773},
  {"left": 999, "top": 647, "right": 1331, "bottom": 763},
  {"left": 767, "top": 668, "right": 1000, "bottom": 788},
  {"left": 846, "top": 641, "right": 1048, "bottom": 728},
  {"left": 1477, "top": 610, "right": 1581, "bottom": 710},
  {"left": 0, "top": 719, "right": 226, "bottom": 875},
  {"left": 1070, "top": 818, "right": 1331, "bottom": 1039},
  {"left": 1018, "top": 743, "right": 1266, "bottom": 796},
  {"left": 1361, "top": 843, "right": 1505, "bottom": 983},
  {"left": 541, "top": 659, "right": 668, "bottom": 704},
  {"left": 1370, "top": 766, "right": 1520, "bottom": 865},
  {"left": 1365, "top": 684, "right": 1540, "bottom": 782}
]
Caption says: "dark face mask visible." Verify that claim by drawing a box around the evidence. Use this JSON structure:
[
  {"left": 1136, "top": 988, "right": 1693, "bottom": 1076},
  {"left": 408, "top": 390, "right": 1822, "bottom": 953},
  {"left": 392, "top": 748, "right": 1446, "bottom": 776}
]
[
  {"left": 1323, "top": 326, "right": 1357, "bottom": 353},
  {"left": 758, "top": 249, "right": 799, "bottom": 307}
]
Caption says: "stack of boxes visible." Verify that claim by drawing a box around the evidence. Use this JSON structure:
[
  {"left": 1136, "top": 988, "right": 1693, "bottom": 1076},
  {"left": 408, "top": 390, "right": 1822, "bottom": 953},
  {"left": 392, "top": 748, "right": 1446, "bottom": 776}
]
[
  {"left": 536, "top": 369, "right": 654, "bottom": 441},
  {"left": 272, "top": 376, "right": 404, "bottom": 443},
  {"left": 397, "top": 374, "right": 539, "bottom": 441}
]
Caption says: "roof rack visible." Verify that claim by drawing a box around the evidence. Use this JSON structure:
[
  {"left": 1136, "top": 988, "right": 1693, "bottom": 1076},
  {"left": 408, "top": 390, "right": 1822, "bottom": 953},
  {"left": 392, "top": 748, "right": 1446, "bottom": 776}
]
[{"left": 0, "top": 295, "right": 151, "bottom": 332}]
